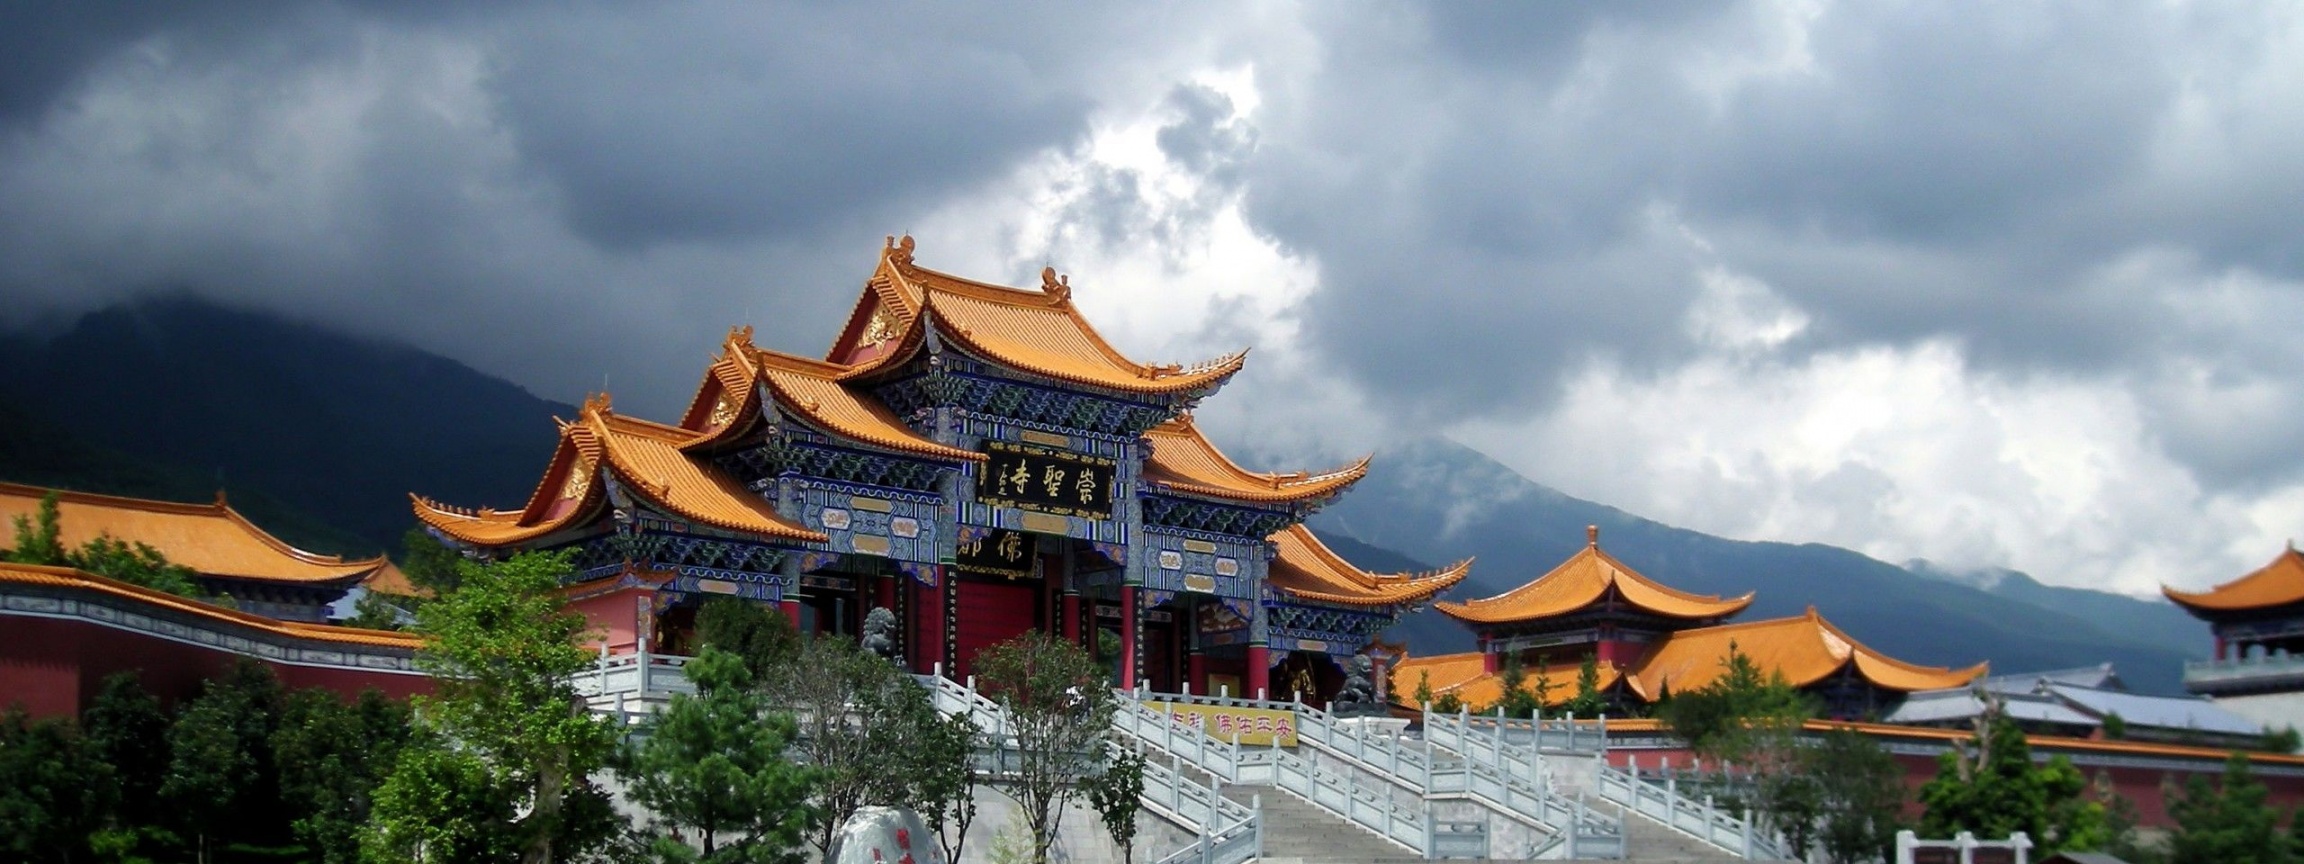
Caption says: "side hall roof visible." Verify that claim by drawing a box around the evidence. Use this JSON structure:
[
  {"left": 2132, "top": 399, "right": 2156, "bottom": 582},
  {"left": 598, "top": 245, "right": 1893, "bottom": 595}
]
[
  {"left": 415, "top": 394, "right": 825, "bottom": 547},
  {"left": 1435, "top": 526, "right": 1752, "bottom": 625},
  {"left": 1141, "top": 416, "right": 1368, "bottom": 504},
  {"left": 2164, "top": 546, "right": 2304, "bottom": 615},
  {"left": 829, "top": 236, "right": 1246, "bottom": 394},
  {"left": 1622, "top": 606, "right": 1987, "bottom": 700},
  {"left": 0, "top": 562, "right": 420, "bottom": 649},
  {"left": 1266, "top": 524, "right": 1469, "bottom": 607},
  {"left": 0, "top": 482, "right": 385, "bottom": 586},
  {"left": 1388, "top": 651, "right": 1622, "bottom": 710}
]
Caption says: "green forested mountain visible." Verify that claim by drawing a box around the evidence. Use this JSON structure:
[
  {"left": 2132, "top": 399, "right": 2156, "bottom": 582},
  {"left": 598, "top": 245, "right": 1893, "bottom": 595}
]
[{"left": 0, "top": 297, "right": 574, "bottom": 555}]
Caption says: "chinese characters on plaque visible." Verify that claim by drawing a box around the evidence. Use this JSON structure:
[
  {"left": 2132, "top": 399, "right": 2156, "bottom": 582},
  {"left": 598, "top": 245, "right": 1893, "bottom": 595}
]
[
  {"left": 955, "top": 528, "right": 1039, "bottom": 579},
  {"left": 975, "top": 440, "right": 1115, "bottom": 520}
]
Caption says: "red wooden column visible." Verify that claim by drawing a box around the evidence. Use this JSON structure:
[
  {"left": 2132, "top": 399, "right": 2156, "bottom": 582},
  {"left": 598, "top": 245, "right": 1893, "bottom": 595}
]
[
  {"left": 874, "top": 574, "right": 896, "bottom": 614},
  {"left": 1187, "top": 650, "right": 1208, "bottom": 695},
  {"left": 779, "top": 598, "right": 802, "bottom": 630},
  {"left": 1119, "top": 587, "right": 1140, "bottom": 689},
  {"left": 1246, "top": 644, "right": 1270, "bottom": 700},
  {"left": 1062, "top": 592, "right": 1082, "bottom": 645},
  {"left": 912, "top": 573, "right": 949, "bottom": 677}
]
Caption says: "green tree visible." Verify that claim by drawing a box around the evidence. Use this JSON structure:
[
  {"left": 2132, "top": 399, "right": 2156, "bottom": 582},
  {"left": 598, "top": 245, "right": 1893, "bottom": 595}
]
[
  {"left": 1087, "top": 748, "right": 1146, "bottom": 864},
  {"left": 974, "top": 631, "right": 1120, "bottom": 864},
  {"left": 1565, "top": 655, "right": 1607, "bottom": 718},
  {"left": 0, "top": 707, "right": 111, "bottom": 864},
  {"left": 696, "top": 597, "right": 800, "bottom": 683},
  {"left": 274, "top": 689, "right": 413, "bottom": 864},
  {"left": 82, "top": 672, "right": 176, "bottom": 857},
  {"left": 1494, "top": 654, "right": 1540, "bottom": 719},
  {"left": 915, "top": 704, "right": 982, "bottom": 864},
  {"left": 1412, "top": 671, "right": 1435, "bottom": 710},
  {"left": 1431, "top": 690, "right": 1465, "bottom": 715},
  {"left": 71, "top": 534, "right": 206, "bottom": 598},
  {"left": 162, "top": 659, "right": 290, "bottom": 863},
  {"left": 1801, "top": 728, "right": 1908, "bottom": 864},
  {"left": 2166, "top": 753, "right": 2292, "bottom": 864},
  {"left": 618, "top": 646, "right": 818, "bottom": 864},
  {"left": 364, "top": 551, "right": 619, "bottom": 864},
  {"left": 766, "top": 635, "right": 951, "bottom": 859},
  {"left": 398, "top": 527, "right": 464, "bottom": 595},
  {"left": 1655, "top": 641, "right": 1813, "bottom": 763},
  {"left": 1918, "top": 707, "right": 2106, "bottom": 854},
  {"left": 5, "top": 491, "right": 67, "bottom": 565}
]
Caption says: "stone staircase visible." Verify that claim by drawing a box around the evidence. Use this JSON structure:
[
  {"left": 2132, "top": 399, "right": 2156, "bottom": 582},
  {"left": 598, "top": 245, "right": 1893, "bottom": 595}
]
[{"left": 1219, "top": 784, "right": 1417, "bottom": 864}]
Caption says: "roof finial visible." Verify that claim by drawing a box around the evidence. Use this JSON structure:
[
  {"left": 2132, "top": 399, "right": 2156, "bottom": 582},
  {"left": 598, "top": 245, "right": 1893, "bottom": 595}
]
[
  {"left": 1586, "top": 524, "right": 1598, "bottom": 547},
  {"left": 886, "top": 234, "right": 917, "bottom": 268},
  {"left": 214, "top": 488, "right": 229, "bottom": 507},
  {"left": 1040, "top": 266, "right": 1071, "bottom": 300},
  {"left": 583, "top": 391, "right": 613, "bottom": 415}
]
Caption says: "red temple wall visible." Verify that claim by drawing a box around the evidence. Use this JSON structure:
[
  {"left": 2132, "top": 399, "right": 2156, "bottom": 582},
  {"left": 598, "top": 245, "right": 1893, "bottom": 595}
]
[
  {"left": 567, "top": 588, "right": 646, "bottom": 654},
  {"left": 0, "top": 616, "right": 429, "bottom": 719}
]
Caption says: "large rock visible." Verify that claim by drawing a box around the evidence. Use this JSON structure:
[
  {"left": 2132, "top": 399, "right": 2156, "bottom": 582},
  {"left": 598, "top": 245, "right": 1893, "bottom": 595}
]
[{"left": 832, "top": 806, "right": 945, "bottom": 864}]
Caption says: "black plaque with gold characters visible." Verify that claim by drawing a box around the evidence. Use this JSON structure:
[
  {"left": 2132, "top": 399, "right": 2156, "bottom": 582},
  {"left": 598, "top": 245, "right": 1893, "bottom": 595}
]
[
  {"left": 975, "top": 440, "right": 1115, "bottom": 519},
  {"left": 955, "top": 528, "right": 1039, "bottom": 579}
]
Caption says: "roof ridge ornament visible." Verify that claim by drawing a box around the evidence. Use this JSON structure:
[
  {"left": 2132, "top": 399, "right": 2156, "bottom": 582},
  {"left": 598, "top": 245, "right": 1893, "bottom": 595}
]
[
  {"left": 1040, "top": 266, "right": 1071, "bottom": 301},
  {"left": 1587, "top": 524, "right": 1599, "bottom": 547},
  {"left": 583, "top": 391, "right": 613, "bottom": 415},
  {"left": 886, "top": 234, "right": 917, "bottom": 269}
]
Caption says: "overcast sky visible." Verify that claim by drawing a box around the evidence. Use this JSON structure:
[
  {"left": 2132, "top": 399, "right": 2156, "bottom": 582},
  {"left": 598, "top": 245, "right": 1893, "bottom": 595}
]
[{"left": 4, "top": 1, "right": 2302, "bottom": 596}]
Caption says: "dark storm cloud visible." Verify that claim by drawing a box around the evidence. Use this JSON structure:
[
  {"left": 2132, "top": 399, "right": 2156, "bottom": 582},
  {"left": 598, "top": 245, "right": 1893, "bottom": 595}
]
[
  {"left": 1235, "top": 0, "right": 2304, "bottom": 478},
  {"left": 0, "top": 1, "right": 1174, "bottom": 418}
]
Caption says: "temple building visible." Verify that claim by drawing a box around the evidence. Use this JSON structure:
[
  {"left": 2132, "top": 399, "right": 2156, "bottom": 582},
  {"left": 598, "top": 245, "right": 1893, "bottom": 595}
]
[
  {"left": 1392, "top": 526, "right": 1984, "bottom": 719},
  {"left": 2166, "top": 546, "right": 2304, "bottom": 729},
  {"left": 0, "top": 482, "right": 395, "bottom": 622},
  {"left": 412, "top": 237, "right": 1465, "bottom": 699}
]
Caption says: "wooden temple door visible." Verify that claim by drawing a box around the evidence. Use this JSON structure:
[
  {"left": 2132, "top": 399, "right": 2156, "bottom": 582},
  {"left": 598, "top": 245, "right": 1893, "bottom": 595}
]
[{"left": 952, "top": 577, "right": 1040, "bottom": 680}]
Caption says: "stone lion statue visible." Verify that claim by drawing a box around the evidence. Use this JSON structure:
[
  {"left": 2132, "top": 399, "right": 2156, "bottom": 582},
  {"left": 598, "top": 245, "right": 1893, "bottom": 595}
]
[
  {"left": 1332, "top": 655, "right": 1381, "bottom": 715},
  {"left": 862, "top": 606, "right": 899, "bottom": 662}
]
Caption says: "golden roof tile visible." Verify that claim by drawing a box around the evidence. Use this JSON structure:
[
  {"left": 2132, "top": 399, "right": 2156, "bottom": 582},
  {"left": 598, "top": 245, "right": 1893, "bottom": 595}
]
[
  {"left": 1621, "top": 607, "right": 1985, "bottom": 699},
  {"left": 0, "top": 562, "right": 422, "bottom": 649},
  {"left": 1435, "top": 526, "right": 1752, "bottom": 624},
  {"left": 587, "top": 409, "right": 826, "bottom": 542},
  {"left": 0, "top": 483, "right": 385, "bottom": 585},
  {"left": 414, "top": 396, "right": 825, "bottom": 546},
  {"left": 748, "top": 349, "right": 983, "bottom": 462},
  {"left": 1142, "top": 416, "right": 1369, "bottom": 503},
  {"left": 829, "top": 236, "right": 1246, "bottom": 394},
  {"left": 1266, "top": 524, "right": 1469, "bottom": 607},
  {"left": 1387, "top": 651, "right": 1623, "bottom": 710},
  {"left": 2163, "top": 547, "right": 2304, "bottom": 614}
]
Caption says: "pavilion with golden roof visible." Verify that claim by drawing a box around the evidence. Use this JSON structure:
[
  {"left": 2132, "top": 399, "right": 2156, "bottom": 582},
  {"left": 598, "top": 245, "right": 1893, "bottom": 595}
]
[
  {"left": 413, "top": 236, "right": 1464, "bottom": 697},
  {"left": 2165, "top": 545, "right": 2304, "bottom": 728},
  {"left": 1393, "top": 526, "right": 1984, "bottom": 719}
]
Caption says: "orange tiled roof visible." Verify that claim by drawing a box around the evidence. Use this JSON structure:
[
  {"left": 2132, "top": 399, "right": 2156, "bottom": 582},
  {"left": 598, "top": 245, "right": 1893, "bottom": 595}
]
[
  {"left": 0, "top": 483, "right": 384, "bottom": 585},
  {"left": 1622, "top": 607, "right": 1986, "bottom": 699},
  {"left": 1435, "top": 527, "right": 1752, "bottom": 625},
  {"left": 831, "top": 236, "right": 1246, "bottom": 395},
  {"left": 360, "top": 561, "right": 428, "bottom": 598},
  {"left": 1387, "top": 651, "right": 1623, "bottom": 709},
  {"left": 750, "top": 349, "right": 982, "bottom": 462},
  {"left": 414, "top": 412, "right": 607, "bottom": 545},
  {"left": 0, "top": 562, "right": 421, "bottom": 649},
  {"left": 675, "top": 327, "right": 771, "bottom": 448},
  {"left": 1266, "top": 524, "right": 1469, "bottom": 607},
  {"left": 2164, "top": 547, "right": 2304, "bottom": 614},
  {"left": 415, "top": 396, "right": 825, "bottom": 547},
  {"left": 1142, "top": 416, "right": 1368, "bottom": 504}
]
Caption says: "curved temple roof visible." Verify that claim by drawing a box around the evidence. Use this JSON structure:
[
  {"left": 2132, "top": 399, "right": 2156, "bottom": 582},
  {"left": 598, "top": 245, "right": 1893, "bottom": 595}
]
[
  {"left": 830, "top": 236, "right": 1245, "bottom": 395},
  {"left": 1141, "top": 416, "right": 1369, "bottom": 504},
  {"left": 2163, "top": 546, "right": 2304, "bottom": 615},
  {"left": 1436, "top": 526, "right": 1752, "bottom": 625},
  {"left": 1266, "top": 524, "right": 1469, "bottom": 607},
  {"left": 416, "top": 395, "right": 825, "bottom": 547},
  {"left": 1389, "top": 651, "right": 1623, "bottom": 710},
  {"left": 0, "top": 562, "right": 420, "bottom": 649},
  {"left": 674, "top": 326, "right": 981, "bottom": 463},
  {"left": 1622, "top": 606, "right": 1986, "bottom": 700},
  {"left": 0, "top": 482, "right": 386, "bottom": 585}
]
